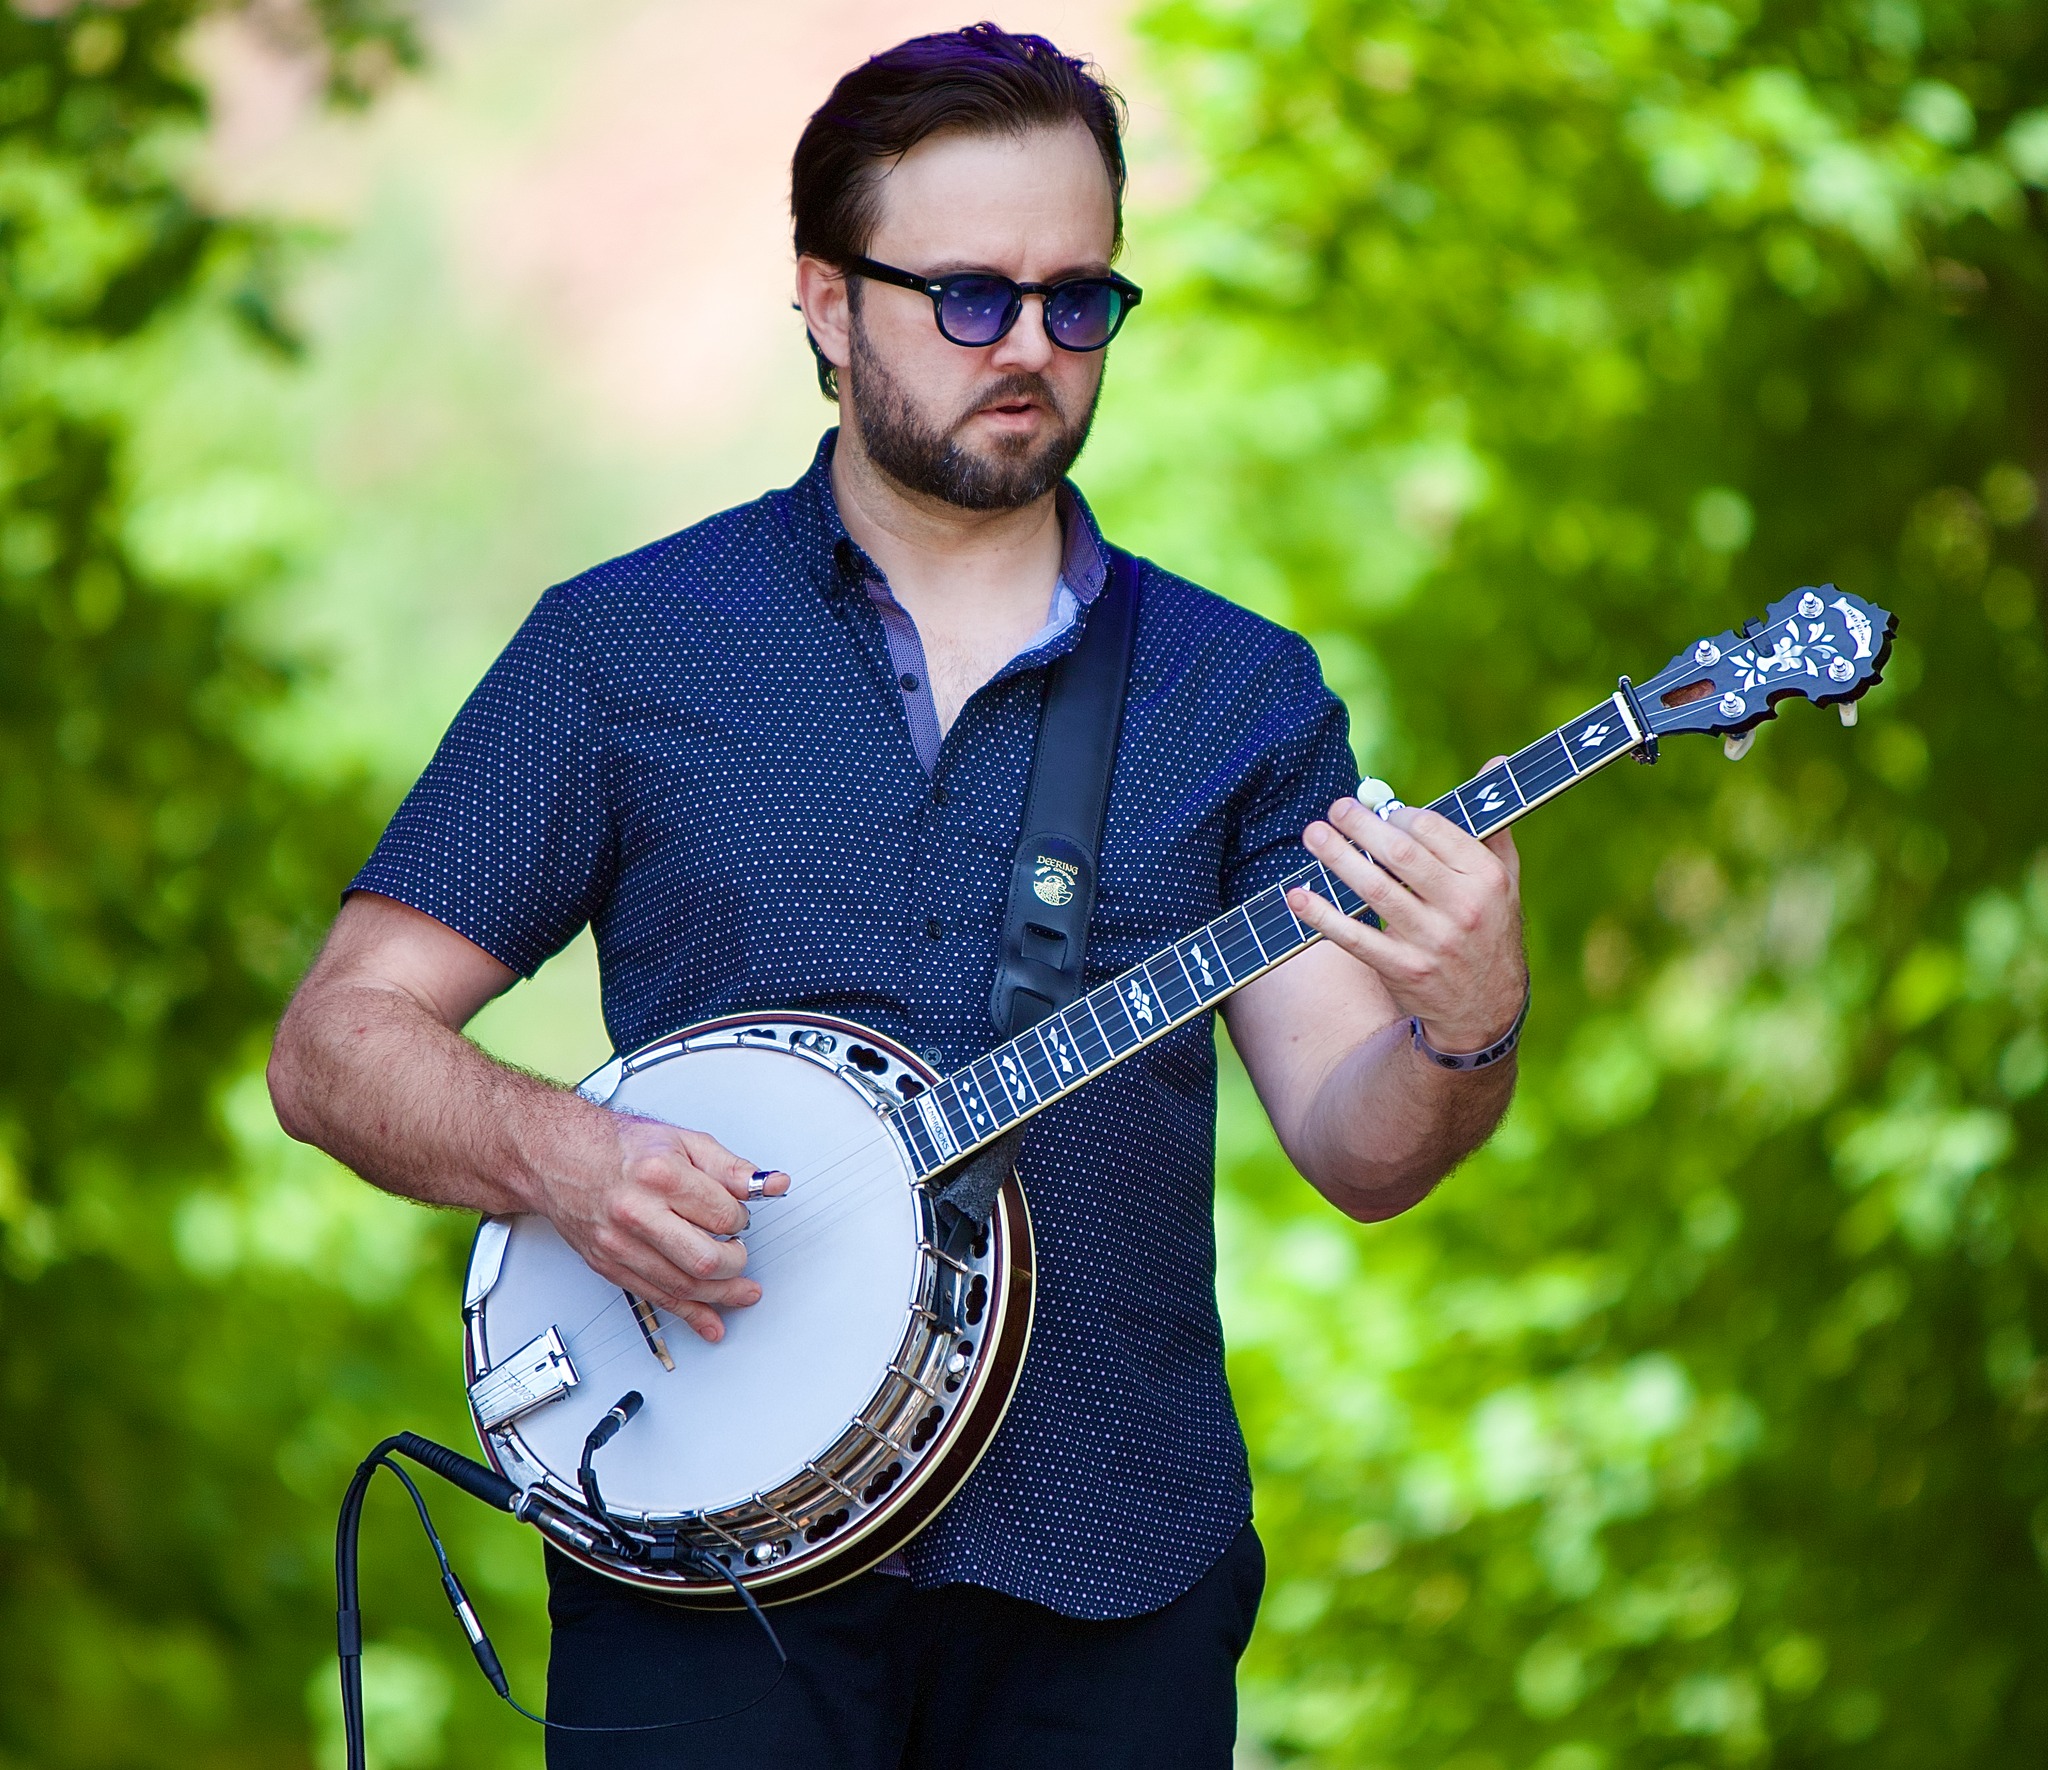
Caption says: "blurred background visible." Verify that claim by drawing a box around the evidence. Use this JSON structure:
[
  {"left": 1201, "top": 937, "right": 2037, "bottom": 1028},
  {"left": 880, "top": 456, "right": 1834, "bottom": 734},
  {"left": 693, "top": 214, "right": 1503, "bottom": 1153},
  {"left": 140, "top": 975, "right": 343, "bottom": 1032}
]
[{"left": 3, "top": 0, "right": 2046, "bottom": 1763}]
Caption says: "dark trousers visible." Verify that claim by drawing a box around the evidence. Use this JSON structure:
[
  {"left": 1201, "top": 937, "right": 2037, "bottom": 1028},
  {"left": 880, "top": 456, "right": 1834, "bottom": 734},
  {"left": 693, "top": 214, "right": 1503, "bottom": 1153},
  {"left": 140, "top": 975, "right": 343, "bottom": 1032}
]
[{"left": 543, "top": 1523, "right": 1265, "bottom": 1769}]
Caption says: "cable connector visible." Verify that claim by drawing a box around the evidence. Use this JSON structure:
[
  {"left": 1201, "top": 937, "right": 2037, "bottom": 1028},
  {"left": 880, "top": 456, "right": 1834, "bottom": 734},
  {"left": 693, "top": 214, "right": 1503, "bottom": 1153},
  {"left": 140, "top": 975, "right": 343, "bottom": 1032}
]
[
  {"left": 578, "top": 1391, "right": 645, "bottom": 1550},
  {"left": 391, "top": 1431, "right": 521, "bottom": 1513},
  {"left": 587, "top": 1391, "right": 644, "bottom": 1454},
  {"left": 439, "top": 1566, "right": 510, "bottom": 1699}
]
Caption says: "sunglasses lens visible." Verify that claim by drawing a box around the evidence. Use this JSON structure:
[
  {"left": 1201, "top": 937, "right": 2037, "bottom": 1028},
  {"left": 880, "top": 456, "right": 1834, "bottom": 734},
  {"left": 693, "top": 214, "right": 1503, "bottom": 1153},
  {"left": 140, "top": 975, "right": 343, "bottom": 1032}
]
[
  {"left": 937, "top": 277, "right": 1019, "bottom": 345},
  {"left": 1046, "top": 281, "right": 1123, "bottom": 349}
]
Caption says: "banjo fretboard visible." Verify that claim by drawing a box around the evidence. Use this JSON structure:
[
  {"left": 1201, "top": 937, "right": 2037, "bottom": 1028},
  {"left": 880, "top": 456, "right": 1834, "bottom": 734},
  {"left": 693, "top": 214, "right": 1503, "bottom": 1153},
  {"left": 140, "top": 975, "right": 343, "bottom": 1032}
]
[{"left": 887, "top": 686, "right": 1654, "bottom": 1178}]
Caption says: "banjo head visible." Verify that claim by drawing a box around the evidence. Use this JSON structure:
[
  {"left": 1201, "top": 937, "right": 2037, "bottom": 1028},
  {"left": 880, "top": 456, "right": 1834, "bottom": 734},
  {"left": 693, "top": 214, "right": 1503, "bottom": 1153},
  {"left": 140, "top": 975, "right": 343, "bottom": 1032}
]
[{"left": 461, "top": 1013, "right": 1032, "bottom": 1604}]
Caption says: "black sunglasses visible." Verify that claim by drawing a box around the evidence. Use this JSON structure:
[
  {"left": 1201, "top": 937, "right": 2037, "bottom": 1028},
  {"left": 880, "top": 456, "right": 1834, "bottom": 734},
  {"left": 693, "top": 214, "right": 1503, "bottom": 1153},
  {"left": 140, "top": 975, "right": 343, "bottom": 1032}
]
[{"left": 847, "top": 256, "right": 1142, "bottom": 352}]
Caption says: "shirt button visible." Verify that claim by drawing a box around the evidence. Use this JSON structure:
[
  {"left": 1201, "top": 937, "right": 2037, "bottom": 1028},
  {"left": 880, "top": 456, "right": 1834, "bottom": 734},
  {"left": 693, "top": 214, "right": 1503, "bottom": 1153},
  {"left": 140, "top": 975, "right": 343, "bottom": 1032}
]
[
  {"left": 931, "top": 784, "right": 950, "bottom": 807},
  {"left": 924, "top": 917, "right": 944, "bottom": 941},
  {"left": 899, "top": 673, "right": 919, "bottom": 692}
]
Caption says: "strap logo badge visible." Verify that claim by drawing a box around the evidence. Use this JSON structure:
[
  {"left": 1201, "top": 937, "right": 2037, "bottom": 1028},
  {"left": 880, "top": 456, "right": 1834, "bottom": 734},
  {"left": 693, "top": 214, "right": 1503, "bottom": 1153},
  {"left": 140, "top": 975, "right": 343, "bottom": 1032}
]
[{"left": 1032, "top": 854, "right": 1078, "bottom": 906}]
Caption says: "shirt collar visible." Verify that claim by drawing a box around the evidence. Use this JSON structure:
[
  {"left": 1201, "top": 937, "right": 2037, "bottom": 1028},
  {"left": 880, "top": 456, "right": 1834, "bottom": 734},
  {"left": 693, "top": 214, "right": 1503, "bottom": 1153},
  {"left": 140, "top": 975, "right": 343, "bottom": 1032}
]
[{"left": 788, "top": 427, "right": 1109, "bottom": 610}]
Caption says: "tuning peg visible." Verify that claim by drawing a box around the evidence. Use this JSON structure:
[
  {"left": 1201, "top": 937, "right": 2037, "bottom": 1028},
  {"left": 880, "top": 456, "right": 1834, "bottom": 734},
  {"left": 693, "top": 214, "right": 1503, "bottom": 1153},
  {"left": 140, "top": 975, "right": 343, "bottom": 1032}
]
[
  {"left": 1838, "top": 703, "right": 1858, "bottom": 727},
  {"left": 1723, "top": 732, "right": 1756, "bottom": 761},
  {"left": 1358, "top": 777, "right": 1406, "bottom": 814}
]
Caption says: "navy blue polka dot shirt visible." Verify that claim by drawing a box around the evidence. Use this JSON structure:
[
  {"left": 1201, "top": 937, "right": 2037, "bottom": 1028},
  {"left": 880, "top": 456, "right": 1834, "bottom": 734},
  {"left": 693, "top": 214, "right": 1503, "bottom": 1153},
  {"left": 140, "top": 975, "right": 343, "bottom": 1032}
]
[{"left": 351, "top": 432, "right": 1357, "bottom": 1620}]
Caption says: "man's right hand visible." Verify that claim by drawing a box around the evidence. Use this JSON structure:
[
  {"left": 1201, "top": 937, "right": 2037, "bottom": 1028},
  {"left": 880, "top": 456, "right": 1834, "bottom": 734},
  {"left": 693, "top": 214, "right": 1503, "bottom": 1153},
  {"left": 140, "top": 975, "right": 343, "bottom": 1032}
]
[
  {"left": 268, "top": 892, "right": 793, "bottom": 1345},
  {"left": 541, "top": 1114, "right": 792, "bottom": 1344}
]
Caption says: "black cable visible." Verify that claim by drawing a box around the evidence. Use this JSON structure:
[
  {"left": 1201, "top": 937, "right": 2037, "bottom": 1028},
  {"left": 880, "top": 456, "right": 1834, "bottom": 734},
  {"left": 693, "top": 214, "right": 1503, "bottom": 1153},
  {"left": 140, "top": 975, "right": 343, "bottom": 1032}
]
[
  {"left": 337, "top": 1433, "right": 787, "bottom": 1768},
  {"left": 572, "top": 1395, "right": 788, "bottom": 1675},
  {"left": 577, "top": 1390, "right": 642, "bottom": 1536}
]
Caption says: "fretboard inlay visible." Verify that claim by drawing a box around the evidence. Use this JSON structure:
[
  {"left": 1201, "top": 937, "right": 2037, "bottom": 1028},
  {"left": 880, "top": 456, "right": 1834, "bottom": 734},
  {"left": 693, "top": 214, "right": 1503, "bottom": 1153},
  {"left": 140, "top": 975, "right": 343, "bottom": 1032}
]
[{"left": 886, "top": 689, "right": 1646, "bottom": 1182}]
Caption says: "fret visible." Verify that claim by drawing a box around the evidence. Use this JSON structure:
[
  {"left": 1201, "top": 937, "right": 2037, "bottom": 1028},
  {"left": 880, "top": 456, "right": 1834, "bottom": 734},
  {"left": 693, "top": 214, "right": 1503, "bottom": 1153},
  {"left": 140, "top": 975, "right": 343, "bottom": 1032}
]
[
  {"left": 1037, "top": 1016, "right": 1086, "bottom": 1087},
  {"left": 1457, "top": 761, "right": 1523, "bottom": 837},
  {"left": 933, "top": 1083, "right": 976, "bottom": 1155},
  {"left": 989, "top": 1046, "right": 1038, "bottom": 1115},
  {"left": 1067, "top": 998, "right": 1113, "bottom": 1069},
  {"left": 1525, "top": 724, "right": 1601, "bottom": 805},
  {"left": 1521, "top": 729, "right": 1578, "bottom": 793},
  {"left": 1238, "top": 902, "right": 1274, "bottom": 965},
  {"left": 897, "top": 1100, "right": 945, "bottom": 1171},
  {"left": 1148, "top": 948, "right": 1200, "bottom": 1021},
  {"left": 1300, "top": 859, "right": 1364, "bottom": 918},
  {"left": 1177, "top": 930, "right": 1229, "bottom": 1001},
  {"left": 1018, "top": 1025, "right": 1062, "bottom": 1098},
  {"left": 964, "top": 1054, "right": 1004, "bottom": 1121},
  {"left": 1212, "top": 906, "right": 1265, "bottom": 980},
  {"left": 1245, "top": 886, "right": 1306, "bottom": 961},
  {"left": 1088, "top": 982, "right": 1142, "bottom": 1053},
  {"left": 1434, "top": 790, "right": 1477, "bottom": 836},
  {"left": 953, "top": 1070, "right": 1001, "bottom": 1140},
  {"left": 1115, "top": 968, "right": 1169, "bottom": 1039},
  {"left": 1562, "top": 699, "right": 1635, "bottom": 769}
]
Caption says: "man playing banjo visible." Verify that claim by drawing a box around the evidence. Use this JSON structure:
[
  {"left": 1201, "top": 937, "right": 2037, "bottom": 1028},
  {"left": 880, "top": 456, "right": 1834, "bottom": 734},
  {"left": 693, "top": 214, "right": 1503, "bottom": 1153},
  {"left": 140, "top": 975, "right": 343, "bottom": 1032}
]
[{"left": 270, "top": 24, "right": 1527, "bottom": 1768}]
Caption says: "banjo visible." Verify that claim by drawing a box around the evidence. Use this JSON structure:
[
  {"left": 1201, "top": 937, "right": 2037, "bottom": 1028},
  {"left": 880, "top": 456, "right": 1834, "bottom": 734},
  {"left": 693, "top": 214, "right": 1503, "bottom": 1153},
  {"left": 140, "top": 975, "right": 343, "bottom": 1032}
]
[{"left": 458, "top": 585, "right": 1894, "bottom": 1606}]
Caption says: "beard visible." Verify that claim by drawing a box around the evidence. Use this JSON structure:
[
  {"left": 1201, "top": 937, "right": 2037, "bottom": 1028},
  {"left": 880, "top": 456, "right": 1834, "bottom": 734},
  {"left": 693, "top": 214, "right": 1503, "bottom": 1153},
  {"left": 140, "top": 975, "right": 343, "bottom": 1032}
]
[{"left": 847, "top": 313, "right": 1101, "bottom": 512}]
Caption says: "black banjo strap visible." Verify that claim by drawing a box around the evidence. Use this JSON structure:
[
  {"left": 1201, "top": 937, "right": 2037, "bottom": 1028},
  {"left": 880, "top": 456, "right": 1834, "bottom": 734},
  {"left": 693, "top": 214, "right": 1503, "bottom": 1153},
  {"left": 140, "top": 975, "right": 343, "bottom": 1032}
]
[
  {"left": 990, "top": 543, "right": 1141, "bottom": 1040},
  {"left": 931, "top": 544, "right": 1141, "bottom": 1229}
]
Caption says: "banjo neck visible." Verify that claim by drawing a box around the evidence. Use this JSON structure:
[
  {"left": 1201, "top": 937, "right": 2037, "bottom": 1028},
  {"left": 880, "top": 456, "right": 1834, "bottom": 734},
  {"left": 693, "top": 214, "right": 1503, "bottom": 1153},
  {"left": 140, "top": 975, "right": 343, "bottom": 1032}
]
[
  {"left": 888, "top": 686, "right": 1657, "bottom": 1179},
  {"left": 891, "top": 571, "right": 1901, "bottom": 1179}
]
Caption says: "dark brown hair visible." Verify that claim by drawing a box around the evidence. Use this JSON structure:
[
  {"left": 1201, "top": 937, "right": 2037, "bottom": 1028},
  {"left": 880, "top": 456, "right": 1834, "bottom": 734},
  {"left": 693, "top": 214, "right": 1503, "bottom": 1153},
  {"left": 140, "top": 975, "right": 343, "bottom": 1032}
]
[{"left": 792, "top": 23, "right": 1127, "bottom": 396}]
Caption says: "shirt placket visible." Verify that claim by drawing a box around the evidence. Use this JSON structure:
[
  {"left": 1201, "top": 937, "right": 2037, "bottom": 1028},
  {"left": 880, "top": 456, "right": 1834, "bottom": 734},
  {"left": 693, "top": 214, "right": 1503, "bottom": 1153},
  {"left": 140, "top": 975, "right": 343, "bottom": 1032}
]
[
  {"left": 864, "top": 585, "right": 945, "bottom": 774},
  {"left": 838, "top": 484, "right": 1111, "bottom": 780}
]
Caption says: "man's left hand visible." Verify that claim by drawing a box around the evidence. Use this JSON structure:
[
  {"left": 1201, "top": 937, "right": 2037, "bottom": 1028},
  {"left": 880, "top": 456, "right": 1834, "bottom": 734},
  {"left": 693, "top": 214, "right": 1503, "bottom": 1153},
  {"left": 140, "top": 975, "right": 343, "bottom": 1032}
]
[{"left": 1286, "top": 779, "right": 1526, "bottom": 1056}]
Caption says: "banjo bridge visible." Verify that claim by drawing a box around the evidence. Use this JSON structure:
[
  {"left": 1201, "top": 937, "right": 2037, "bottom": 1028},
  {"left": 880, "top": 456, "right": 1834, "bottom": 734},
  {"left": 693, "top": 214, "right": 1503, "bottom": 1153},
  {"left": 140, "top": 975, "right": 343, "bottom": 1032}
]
[{"left": 468, "top": 1326, "right": 579, "bottom": 1432}]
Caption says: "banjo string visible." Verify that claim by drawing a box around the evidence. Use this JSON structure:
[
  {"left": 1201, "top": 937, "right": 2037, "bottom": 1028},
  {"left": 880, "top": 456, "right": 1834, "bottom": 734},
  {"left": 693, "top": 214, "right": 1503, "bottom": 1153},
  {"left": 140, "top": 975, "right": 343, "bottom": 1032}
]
[
  {"left": 514, "top": 1128, "right": 914, "bottom": 1384},
  {"left": 553, "top": 1143, "right": 911, "bottom": 1384},
  {"left": 739, "top": 1157, "right": 911, "bottom": 1277},
  {"left": 735, "top": 1144, "right": 909, "bottom": 1261}
]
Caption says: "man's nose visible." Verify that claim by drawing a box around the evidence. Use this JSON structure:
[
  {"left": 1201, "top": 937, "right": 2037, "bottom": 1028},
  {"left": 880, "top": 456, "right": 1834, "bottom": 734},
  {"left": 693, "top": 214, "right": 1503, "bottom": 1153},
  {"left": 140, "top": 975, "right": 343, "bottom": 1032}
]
[{"left": 988, "top": 292, "right": 1057, "bottom": 371}]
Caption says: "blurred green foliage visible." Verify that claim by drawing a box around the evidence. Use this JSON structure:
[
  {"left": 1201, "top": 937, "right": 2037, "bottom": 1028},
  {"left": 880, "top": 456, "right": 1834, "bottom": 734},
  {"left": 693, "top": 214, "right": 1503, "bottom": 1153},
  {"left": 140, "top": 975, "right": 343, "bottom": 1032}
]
[
  {"left": 0, "top": 5, "right": 537, "bottom": 1766},
  {"left": 1088, "top": 0, "right": 2048, "bottom": 1762}
]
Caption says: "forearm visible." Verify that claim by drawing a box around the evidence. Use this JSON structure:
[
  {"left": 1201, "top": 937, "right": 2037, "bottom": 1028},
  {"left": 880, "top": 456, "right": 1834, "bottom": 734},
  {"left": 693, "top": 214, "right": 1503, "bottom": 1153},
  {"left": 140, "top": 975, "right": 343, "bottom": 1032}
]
[
  {"left": 270, "top": 893, "right": 774, "bottom": 1341},
  {"left": 1284, "top": 1014, "right": 1515, "bottom": 1221},
  {"left": 268, "top": 976, "right": 600, "bottom": 1216}
]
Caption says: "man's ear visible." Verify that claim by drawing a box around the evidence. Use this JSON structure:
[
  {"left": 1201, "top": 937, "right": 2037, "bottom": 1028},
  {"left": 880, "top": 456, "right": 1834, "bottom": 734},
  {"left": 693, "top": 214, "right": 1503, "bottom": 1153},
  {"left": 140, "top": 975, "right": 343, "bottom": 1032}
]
[
  {"left": 795, "top": 256, "right": 852, "bottom": 403},
  {"left": 803, "top": 328, "right": 837, "bottom": 400}
]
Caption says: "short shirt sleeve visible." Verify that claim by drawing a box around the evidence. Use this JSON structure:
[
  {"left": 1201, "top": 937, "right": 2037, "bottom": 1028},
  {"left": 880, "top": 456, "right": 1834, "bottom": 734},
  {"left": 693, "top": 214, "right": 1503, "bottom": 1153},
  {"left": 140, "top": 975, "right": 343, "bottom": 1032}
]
[
  {"left": 348, "top": 586, "right": 612, "bottom": 977},
  {"left": 1222, "top": 631, "right": 1359, "bottom": 907}
]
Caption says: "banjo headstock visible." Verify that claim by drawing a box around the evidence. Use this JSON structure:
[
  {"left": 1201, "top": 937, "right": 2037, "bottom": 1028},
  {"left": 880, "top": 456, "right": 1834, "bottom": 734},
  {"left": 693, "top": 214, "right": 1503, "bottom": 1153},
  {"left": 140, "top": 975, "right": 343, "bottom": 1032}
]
[{"left": 1643, "top": 584, "right": 1896, "bottom": 746}]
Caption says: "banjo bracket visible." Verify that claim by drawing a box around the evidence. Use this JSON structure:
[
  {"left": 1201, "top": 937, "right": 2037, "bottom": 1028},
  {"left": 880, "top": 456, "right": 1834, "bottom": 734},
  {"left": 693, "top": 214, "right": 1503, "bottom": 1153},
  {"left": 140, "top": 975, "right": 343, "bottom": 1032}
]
[{"left": 789, "top": 1026, "right": 901, "bottom": 1114}]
